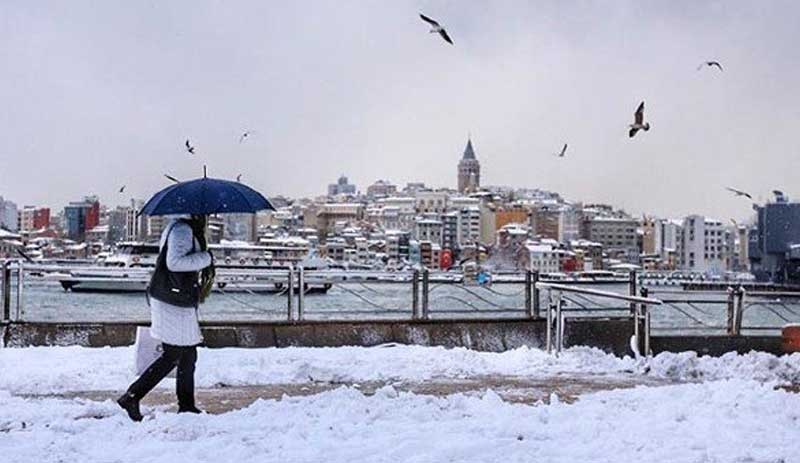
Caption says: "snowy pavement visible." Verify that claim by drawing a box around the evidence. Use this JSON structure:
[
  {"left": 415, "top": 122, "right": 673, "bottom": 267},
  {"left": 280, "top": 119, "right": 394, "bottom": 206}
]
[
  {"left": 36, "top": 373, "right": 675, "bottom": 414},
  {"left": 1, "top": 345, "right": 799, "bottom": 462}
]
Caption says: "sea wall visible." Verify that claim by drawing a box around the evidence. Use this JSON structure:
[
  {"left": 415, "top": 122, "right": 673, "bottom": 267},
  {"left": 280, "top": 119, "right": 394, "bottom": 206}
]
[
  {"left": 1, "top": 317, "right": 632, "bottom": 355},
  {"left": 1, "top": 319, "right": 784, "bottom": 356}
]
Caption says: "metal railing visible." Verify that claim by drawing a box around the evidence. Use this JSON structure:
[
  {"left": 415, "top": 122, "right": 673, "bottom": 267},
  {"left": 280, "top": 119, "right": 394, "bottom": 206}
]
[
  {"left": 2, "top": 261, "right": 545, "bottom": 323},
  {"left": 3, "top": 261, "right": 800, "bottom": 335},
  {"left": 535, "top": 281, "right": 663, "bottom": 356}
]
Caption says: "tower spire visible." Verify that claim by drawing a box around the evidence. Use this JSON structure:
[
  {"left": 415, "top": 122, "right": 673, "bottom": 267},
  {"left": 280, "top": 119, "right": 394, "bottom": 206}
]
[
  {"left": 462, "top": 137, "right": 476, "bottom": 160},
  {"left": 457, "top": 135, "right": 480, "bottom": 193}
]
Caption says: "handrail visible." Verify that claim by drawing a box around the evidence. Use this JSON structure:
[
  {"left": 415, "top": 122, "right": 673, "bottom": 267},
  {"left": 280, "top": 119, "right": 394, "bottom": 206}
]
[{"left": 535, "top": 282, "right": 663, "bottom": 305}]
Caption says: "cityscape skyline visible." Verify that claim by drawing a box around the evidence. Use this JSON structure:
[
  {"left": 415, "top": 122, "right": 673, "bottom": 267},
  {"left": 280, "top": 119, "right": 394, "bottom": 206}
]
[{"left": 2, "top": 1, "right": 799, "bottom": 220}]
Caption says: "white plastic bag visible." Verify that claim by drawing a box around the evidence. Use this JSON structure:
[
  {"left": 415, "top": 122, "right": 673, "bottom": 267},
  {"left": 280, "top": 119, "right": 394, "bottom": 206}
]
[{"left": 134, "top": 326, "right": 175, "bottom": 378}]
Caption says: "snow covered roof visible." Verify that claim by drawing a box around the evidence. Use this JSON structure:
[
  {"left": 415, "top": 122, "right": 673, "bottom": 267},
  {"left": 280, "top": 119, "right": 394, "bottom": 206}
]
[{"left": 0, "top": 228, "right": 21, "bottom": 239}]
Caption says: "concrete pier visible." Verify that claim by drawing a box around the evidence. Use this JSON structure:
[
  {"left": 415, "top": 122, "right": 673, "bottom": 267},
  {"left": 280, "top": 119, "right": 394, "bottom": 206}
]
[
  {"left": 2, "top": 317, "right": 632, "bottom": 355},
  {"left": 1, "top": 318, "right": 784, "bottom": 356}
]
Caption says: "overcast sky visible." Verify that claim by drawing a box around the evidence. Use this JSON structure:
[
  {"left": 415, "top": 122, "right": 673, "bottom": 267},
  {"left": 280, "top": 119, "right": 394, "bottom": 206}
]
[{"left": 1, "top": 1, "right": 799, "bottom": 221}]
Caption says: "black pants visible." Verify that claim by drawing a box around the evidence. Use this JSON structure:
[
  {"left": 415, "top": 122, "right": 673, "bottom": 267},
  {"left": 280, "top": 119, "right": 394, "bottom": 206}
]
[{"left": 127, "top": 344, "right": 197, "bottom": 410}]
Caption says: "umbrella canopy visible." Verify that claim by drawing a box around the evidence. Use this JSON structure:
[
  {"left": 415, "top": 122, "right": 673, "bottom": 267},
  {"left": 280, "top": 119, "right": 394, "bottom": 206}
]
[{"left": 140, "top": 177, "right": 274, "bottom": 216}]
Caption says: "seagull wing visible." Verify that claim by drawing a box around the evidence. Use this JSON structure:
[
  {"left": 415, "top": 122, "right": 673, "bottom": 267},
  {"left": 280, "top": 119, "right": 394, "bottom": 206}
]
[
  {"left": 236, "top": 174, "right": 242, "bottom": 182},
  {"left": 629, "top": 127, "right": 639, "bottom": 138},
  {"left": 17, "top": 249, "right": 34, "bottom": 263},
  {"left": 164, "top": 174, "right": 180, "bottom": 183},
  {"left": 560, "top": 144, "right": 567, "bottom": 156},
  {"left": 439, "top": 28, "right": 454, "bottom": 45},
  {"left": 239, "top": 133, "right": 247, "bottom": 143},
  {"left": 710, "top": 61, "right": 723, "bottom": 71},
  {"left": 185, "top": 140, "right": 191, "bottom": 149},
  {"left": 634, "top": 101, "right": 645, "bottom": 125},
  {"left": 419, "top": 13, "right": 440, "bottom": 27},
  {"left": 119, "top": 186, "right": 125, "bottom": 193}
]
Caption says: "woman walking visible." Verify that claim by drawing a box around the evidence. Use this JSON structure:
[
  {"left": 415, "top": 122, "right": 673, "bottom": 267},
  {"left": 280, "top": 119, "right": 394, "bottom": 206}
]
[{"left": 118, "top": 214, "right": 215, "bottom": 422}]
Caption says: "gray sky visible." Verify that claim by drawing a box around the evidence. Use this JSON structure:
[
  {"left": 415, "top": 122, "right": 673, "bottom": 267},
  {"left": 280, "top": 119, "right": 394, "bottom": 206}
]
[{"left": 1, "top": 1, "right": 799, "bottom": 221}]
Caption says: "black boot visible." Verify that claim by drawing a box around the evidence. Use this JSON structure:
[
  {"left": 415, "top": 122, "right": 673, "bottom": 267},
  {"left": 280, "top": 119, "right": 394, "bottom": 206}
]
[
  {"left": 178, "top": 405, "right": 203, "bottom": 414},
  {"left": 117, "top": 392, "right": 143, "bottom": 422}
]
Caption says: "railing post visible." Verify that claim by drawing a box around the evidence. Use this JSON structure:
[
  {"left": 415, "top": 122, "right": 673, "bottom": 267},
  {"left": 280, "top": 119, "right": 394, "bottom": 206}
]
[
  {"left": 640, "top": 287, "right": 650, "bottom": 357},
  {"left": 633, "top": 302, "right": 641, "bottom": 356},
  {"left": 532, "top": 270, "right": 540, "bottom": 319},
  {"left": 546, "top": 288, "right": 553, "bottom": 353},
  {"left": 421, "top": 269, "right": 430, "bottom": 320},
  {"left": 287, "top": 265, "right": 295, "bottom": 321},
  {"left": 726, "top": 287, "right": 735, "bottom": 335},
  {"left": 555, "top": 291, "right": 563, "bottom": 356},
  {"left": 644, "top": 305, "right": 651, "bottom": 357},
  {"left": 297, "top": 266, "right": 305, "bottom": 321},
  {"left": 628, "top": 270, "right": 637, "bottom": 314},
  {"left": 412, "top": 270, "right": 420, "bottom": 320},
  {"left": 525, "top": 270, "right": 533, "bottom": 317},
  {"left": 2, "top": 261, "right": 10, "bottom": 323},
  {"left": 15, "top": 262, "right": 23, "bottom": 322},
  {"left": 734, "top": 286, "right": 745, "bottom": 335}
]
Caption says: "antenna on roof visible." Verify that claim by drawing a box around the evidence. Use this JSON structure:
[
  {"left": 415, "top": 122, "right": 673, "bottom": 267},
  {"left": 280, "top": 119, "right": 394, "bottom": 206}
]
[{"left": 203, "top": 165, "right": 208, "bottom": 178}]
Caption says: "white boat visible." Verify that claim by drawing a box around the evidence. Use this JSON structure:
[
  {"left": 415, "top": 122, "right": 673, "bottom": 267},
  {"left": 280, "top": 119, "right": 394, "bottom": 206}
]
[
  {"left": 58, "top": 268, "right": 332, "bottom": 294},
  {"left": 101, "top": 239, "right": 322, "bottom": 270}
]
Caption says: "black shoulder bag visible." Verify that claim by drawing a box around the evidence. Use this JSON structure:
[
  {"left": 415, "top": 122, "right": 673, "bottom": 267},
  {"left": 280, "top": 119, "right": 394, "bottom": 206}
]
[{"left": 146, "top": 221, "right": 201, "bottom": 308}]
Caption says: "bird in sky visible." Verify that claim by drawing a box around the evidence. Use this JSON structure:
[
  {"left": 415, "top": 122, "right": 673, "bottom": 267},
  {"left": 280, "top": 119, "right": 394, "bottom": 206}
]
[
  {"left": 236, "top": 174, "right": 242, "bottom": 182},
  {"left": 628, "top": 101, "right": 651, "bottom": 138},
  {"left": 419, "top": 13, "right": 453, "bottom": 45},
  {"left": 553, "top": 143, "right": 568, "bottom": 157},
  {"left": 119, "top": 185, "right": 125, "bottom": 194},
  {"left": 17, "top": 249, "right": 34, "bottom": 263},
  {"left": 185, "top": 139, "right": 195, "bottom": 155},
  {"left": 239, "top": 131, "right": 254, "bottom": 144},
  {"left": 726, "top": 187, "right": 753, "bottom": 200},
  {"left": 730, "top": 218, "right": 739, "bottom": 228},
  {"left": 697, "top": 61, "right": 723, "bottom": 72},
  {"left": 164, "top": 174, "right": 180, "bottom": 184}
]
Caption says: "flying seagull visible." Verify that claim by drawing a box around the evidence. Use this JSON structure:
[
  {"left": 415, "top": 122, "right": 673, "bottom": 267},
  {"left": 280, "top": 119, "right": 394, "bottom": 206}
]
[
  {"left": 553, "top": 143, "right": 568, "bottom": 157},
  {"left": 419, "top": 13, "right": 453, "bottom": 45},
  {"left": 119, "top": 185, "right": 125, "bottom": 194},
  {"left": 697, "top": 61, "right": 723, "bottom": 71},
  {"left": 164, "top": 174, "right": 180, "bottom": 184},
  {"left": 730, "top": 218, "right": 738, "bottom": 228},
  {"left": 185, "top": 139, "right": 195, "bottom": 155},
  {"left": 239, "top": 131, "right": 254, "bottom": 144},
  {"left": 17, "top": 249, "right": 34, "bottom": 263},
  {"left": 628, "top": 101, "right": 650, "bottom": 138},
  {"left": 726, "top": 187, "right": 752, "bottom": 200}
]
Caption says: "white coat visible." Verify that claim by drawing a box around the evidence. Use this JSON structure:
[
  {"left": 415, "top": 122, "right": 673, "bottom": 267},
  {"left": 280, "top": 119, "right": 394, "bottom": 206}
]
[{"left": 149, "top": 219, "right": 212, "bottom": 346}]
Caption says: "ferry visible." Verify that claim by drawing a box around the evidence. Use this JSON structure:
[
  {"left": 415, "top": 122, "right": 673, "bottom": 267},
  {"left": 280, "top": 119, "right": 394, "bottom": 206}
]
[
  {"left": 58, "top": 239, "right": 332, "bottom": 294},
  {"left": 102, "top": 239, "right": 315, "bottom": 269},
  {"left": 58, "top": 267, "right": 333, "bottom": 294}
]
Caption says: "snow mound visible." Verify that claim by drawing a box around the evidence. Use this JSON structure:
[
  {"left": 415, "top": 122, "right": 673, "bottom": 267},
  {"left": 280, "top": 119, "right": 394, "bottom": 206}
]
[
  {"left": 1, "top": 344, "right": 799, "bottom": 395},
  {"left": 647, "top": 350, "right": 800, "bottom": 383}
]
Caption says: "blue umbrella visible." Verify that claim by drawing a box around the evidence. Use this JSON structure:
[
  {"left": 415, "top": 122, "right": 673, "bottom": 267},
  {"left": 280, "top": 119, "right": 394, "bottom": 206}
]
[{"left": 140, "top": 177, "right": 274, "bottom": 216}]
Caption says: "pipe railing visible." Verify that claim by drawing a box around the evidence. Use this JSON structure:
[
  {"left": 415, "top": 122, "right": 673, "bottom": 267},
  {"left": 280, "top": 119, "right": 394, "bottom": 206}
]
[
  {"left": 536, "top": 281, "right": 663, "bottom": 356},
  {"left": 5, "top": 262, "right": 800, "bottom": 335}
]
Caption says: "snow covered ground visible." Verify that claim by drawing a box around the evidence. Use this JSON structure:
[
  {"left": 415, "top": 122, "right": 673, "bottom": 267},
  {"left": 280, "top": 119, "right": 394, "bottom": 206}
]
[
  {"left": 1, "top": 344, "right": 799, "bottom": 394},
  {"left": 1, "top": 345, "right": 799, "bottom": 462}
]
